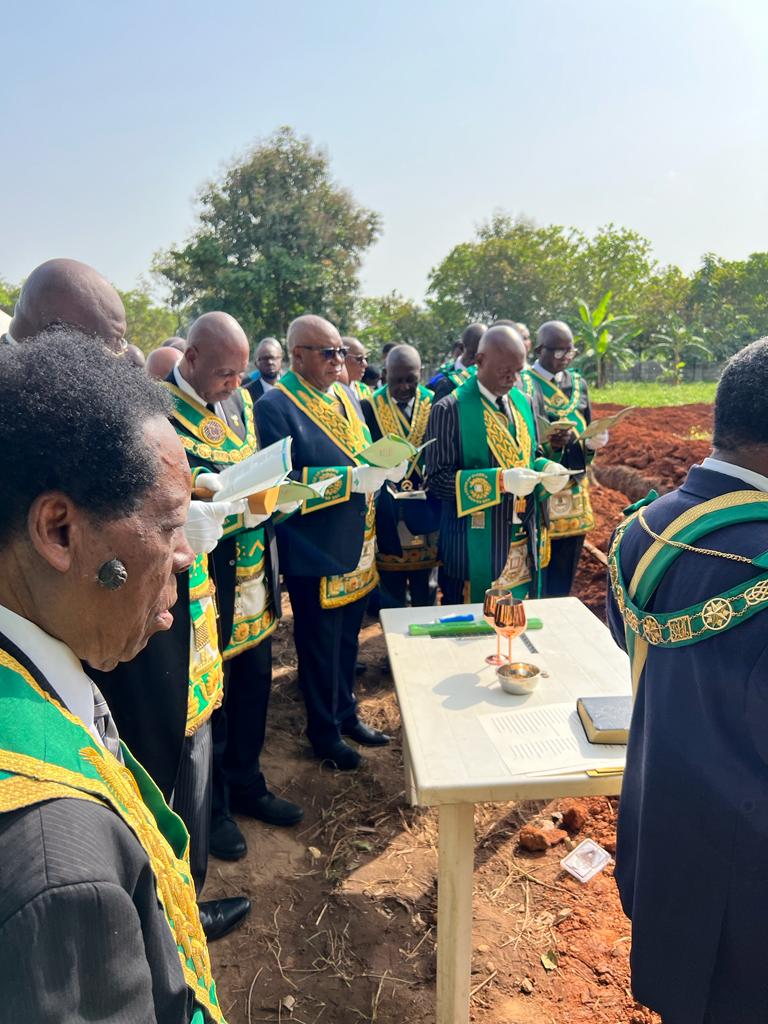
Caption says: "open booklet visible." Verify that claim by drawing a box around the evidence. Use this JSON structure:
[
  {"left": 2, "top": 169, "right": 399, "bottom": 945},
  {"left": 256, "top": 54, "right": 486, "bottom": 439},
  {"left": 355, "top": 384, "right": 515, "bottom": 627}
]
[
  {"left": 537, "top": 406, "right": 635, "bottom": 443},
  {"left": 193, "top": 438, "right": 339, "bottom": 514},
  {"left": 361, "top": 433, "right": 435, "bottom": 469}
]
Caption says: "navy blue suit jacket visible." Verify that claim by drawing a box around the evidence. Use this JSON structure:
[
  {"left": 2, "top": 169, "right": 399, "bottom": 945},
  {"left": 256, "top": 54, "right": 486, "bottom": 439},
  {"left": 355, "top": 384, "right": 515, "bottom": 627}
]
[
  {"left": 607, "top": 466, "right": 768, "bottom": 1023},
  {"left": 255, "top": 384, "right": 368, "bottom": 578}
]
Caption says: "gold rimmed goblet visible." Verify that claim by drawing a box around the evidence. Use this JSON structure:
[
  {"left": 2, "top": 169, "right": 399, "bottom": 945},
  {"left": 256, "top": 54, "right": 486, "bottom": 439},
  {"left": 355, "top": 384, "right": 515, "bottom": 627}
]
[
  {"left": 483, "top": 586, "right": 512, "bottom": 665},
  {"left": 494, "top": 595, "right": 527, "bottom": 664}
]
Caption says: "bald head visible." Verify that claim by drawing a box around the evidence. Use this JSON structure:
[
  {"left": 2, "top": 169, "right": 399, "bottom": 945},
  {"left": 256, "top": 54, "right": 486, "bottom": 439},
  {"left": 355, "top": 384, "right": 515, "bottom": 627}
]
[
  {"left": 343, "top": 335, "right": 368, "bottom": 382},
  {"left": 460, "top": 323, "right": 486, "bottom": 366},
  {"left": 161, "top": 336, "right": 187, "bottom": 352},
  {"left": 146, "top": 346, "right": 182, "bottom": 380},
  {"left": 476, "top": 325, "right": 527, "bottom": 396},
  {"left": 10, "top": 258, "right": 126, "bottom": 352},
  {"left": 386, "top": 344, "right": 421, "bottom": 404},
  {"left": 124, "top": 344, "right": 146, "bottom": 369},
  {"left": 181, "top": 311, "right": 250, "bottom": 404},
  {"left": 287, "top": 314, "right": 344, "bottom": 392},
  {"left": 535, "top": 320, "right": 576, "bottom": 374}
]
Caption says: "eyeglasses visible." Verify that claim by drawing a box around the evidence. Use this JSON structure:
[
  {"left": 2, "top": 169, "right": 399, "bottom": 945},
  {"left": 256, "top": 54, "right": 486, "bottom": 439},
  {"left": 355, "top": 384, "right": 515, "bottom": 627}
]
[
  {"left": 546, "top": 348, "right": 577, "bottom": 360},
  {"left": 294, "top": 345, "right": 348, "bottom": 361},
  {"left": 347, "top": 354, "right": 367, "bottom": 364}
]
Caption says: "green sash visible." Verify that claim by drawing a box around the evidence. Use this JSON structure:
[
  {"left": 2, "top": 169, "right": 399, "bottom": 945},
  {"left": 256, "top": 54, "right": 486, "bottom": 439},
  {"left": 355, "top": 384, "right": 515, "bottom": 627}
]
[
  {"left": 164, "top": 383, "right": 257, "bottom": 465},
  {"left": 371, "top": 384, "right": 432, "bottom": 484},
  {"left": 0, "top": 646, "right": 224, "bottom": 1023},
  {"left": 455, "top": 376, "right": 537, "bottom": 602},
  {"left": 608, "top": 490, "right": 768, "bottom": 692},
  {"left": 186, "top": 553, "right": 224, "bottom": 735},
  {"left": 520, "top": 368, "right": 587, "bottom": 431}
]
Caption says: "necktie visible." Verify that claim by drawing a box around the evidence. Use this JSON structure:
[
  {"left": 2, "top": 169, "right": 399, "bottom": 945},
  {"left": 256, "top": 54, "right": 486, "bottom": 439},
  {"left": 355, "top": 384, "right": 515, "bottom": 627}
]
[
  {"left": 496, "top": 395, "right": 509, "bottom": 419},
  {"left": 206, "top": 403, "right": 216, "bottom": 413},
  {"left": 91, "top": 682, "right": 124, "bottom": 763}
]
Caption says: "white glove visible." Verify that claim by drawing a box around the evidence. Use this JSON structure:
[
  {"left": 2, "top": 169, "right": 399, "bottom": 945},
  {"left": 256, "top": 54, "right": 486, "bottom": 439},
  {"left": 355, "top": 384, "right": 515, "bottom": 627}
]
[
  {"left": 184, "top": 500, "right": 245, "bottom": 555},
  {"left": 502, "top": 467, "right": 539, "bottom": 497},
  {"left": 385, "top": 460, "right": 409, "bottom": 484},
  {"left": 539, "top": 462, "right": 571, "bottom": 494},
  {"left": 243, "top": 508, "right": 271, "bottom": 528},
  {"left": 351, "top": 465, "right": 390, "bottom": 494},
  {"left": 194, "top": 472, "right": 223, "bottom": 496},
  {"left": 585, "top": 430, "right": 609, "bottom": 451}
]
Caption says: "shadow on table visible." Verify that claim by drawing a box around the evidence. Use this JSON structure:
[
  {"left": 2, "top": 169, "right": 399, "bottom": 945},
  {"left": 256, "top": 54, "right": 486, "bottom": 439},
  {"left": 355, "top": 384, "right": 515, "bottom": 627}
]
[{"left": 433, "top": 671, "right": 537, "bottom": 711}]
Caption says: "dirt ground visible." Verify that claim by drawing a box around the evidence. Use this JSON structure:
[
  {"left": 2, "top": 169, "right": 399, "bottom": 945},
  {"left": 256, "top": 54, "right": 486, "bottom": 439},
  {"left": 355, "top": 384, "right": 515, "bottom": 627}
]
[{"left": 206, "top": 401, "right": 713, "bottom": 1024}]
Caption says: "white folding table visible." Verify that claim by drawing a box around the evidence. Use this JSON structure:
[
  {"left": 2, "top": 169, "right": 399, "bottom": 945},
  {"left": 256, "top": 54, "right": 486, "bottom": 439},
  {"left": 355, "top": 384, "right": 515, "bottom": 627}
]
[{"left": 379, "top": 597, "right": 631, "bottom": 1024}]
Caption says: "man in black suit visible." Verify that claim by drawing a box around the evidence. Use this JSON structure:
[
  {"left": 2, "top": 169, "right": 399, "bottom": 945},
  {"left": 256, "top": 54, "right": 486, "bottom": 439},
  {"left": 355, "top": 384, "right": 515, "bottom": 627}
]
[
  {"left": 425, "top": 325, "right": 568, "bottom": 604},
  {"left": 256, "top": 315, "right": 404, "bottom": 770},
  {"left": 166, "top": 313, "right": 303, "bottom": 864},
  {"left": 0, "top": 331, "right": 226, "bottom": 1022},
  {"left": 245, "top": 336, "right": 283, "bottom": 400}
]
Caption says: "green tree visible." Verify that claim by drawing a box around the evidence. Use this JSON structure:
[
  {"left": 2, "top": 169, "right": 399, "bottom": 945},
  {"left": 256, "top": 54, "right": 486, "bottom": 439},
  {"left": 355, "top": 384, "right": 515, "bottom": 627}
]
[
  {"left": 574, "top": 291, "right": 640, "bottom": 388},
  {"left": 118, "top": 285, "right": 177, "bottom": 354},
  {"left": 648, "top": 321, "right": 714, "bottom": 385},
  {"left": 354, "top": 292, "right": 447, "bottom": 364},
  {"left": 154, "top": 127, "right": 380, "bottom": 338},
  {"left": 0, "top": 277, "right": 20, "bottom": 315},
  {"left": 688, "top": 252, "right": 768, "bottom": 359}
]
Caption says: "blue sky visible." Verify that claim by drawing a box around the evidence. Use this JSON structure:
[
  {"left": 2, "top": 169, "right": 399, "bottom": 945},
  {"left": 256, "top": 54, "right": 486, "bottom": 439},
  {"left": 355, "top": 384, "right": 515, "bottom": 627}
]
[{"left": 2, "top": 0, "right": 767, "bottom": 303}]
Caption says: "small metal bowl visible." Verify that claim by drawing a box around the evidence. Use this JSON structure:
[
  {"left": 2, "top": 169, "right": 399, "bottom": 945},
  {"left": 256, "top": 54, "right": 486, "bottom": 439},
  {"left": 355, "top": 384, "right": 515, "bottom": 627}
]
[{"left": 497, "top": 661, "right": 541, "bottom": 695}]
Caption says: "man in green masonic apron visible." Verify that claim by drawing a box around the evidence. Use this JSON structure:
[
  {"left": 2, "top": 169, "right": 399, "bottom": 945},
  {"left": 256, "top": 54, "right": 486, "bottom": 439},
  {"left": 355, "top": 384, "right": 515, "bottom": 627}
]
[
  {"left": 607, "top": 338, "right": 768, "bottom": 1024},
  {"left": 0, "top": 330, "right": 227, "bottom": 1023},
  {"left": 425, "top": 324, "right": 569, "bottom": 604}
]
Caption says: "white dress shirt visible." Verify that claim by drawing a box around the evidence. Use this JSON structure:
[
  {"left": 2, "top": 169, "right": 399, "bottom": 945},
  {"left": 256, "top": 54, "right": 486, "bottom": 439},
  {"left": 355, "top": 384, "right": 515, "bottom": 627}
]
[
  {"left": 478, "top": 379, "right": 510, "bottom": 418},
  {"left": 173, "top": 365, "right": 226, "bottom": 422},
  {"left": 0, "top": 604, "right": 103, "bottom": 745},
  {"left": 531, "top": 359, "right": 561, "bottom": 384},
  {"left": 700, "top": 457, "right": 768, "bottom": 493}
]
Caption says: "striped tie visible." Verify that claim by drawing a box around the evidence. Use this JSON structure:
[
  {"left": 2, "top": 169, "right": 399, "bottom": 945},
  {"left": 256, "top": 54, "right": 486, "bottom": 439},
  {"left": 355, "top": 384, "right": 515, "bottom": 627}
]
[{"left": 91, "top": 682, "right": 124, "bottom": 764}]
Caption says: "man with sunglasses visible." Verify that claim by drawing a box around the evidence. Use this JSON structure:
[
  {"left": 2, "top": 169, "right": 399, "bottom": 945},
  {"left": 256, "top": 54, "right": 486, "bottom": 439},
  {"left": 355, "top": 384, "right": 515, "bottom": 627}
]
[
  {"left": 256, "top": 315, "right": 404, "bottom": 770},
  {"left": 520, "top": 320, "right": 608, "bottom": 596},
  {"left": 343, "top": 336, "right": 373, "bottom": 402}
]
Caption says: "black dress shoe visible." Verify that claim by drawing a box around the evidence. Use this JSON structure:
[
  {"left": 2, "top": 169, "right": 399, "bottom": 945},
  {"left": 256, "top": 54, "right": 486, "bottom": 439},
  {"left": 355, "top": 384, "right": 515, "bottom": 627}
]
[
  {"left": 209, "top": 815, "right": 247, "bottom": 861},
  {"left": 355, "top": 661, "right": 368, "bottom": 676},
  {"left": 230, "top": 790, "right": 304, "bottom": 827},
  {"left": 313, "top": 740, "right": 361, "bottom": 771},
  {"left": 198, "top": 897, "right": 251, "bottom": 942},
  {"left": 342, "top": 720, "right": 391, "bottom": 747}
]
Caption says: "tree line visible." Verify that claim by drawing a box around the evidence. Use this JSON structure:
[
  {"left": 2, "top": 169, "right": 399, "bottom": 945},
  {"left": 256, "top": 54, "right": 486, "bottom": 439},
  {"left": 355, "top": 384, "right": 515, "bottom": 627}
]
[{"left": 3, "top": 127, "right": 768, "bottom": 384}]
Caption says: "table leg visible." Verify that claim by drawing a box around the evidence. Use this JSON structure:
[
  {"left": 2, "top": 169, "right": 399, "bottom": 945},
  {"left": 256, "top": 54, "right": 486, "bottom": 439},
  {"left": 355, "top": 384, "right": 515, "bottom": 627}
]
[
  {"left": 402, "top": 730, "right": 417, "bottom": 805},
  {"left": 436, "top": 802, "right": 475, "bottom": 1024}
]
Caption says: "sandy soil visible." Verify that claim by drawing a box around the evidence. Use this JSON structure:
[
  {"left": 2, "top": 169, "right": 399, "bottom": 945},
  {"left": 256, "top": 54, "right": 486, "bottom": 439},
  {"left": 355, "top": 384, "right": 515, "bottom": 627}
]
[{"left": 206, "top": 402, "right": 711, "bottom": 1023}]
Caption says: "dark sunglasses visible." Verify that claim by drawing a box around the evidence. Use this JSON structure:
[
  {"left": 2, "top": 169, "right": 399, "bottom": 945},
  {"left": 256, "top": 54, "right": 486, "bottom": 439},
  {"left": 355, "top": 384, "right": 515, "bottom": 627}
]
[
  {"left": 347, "top": 354, "right": 368, "bottom": 364},
  {"left": 295, "top": 344, "right": 348, "bottom": 361}
]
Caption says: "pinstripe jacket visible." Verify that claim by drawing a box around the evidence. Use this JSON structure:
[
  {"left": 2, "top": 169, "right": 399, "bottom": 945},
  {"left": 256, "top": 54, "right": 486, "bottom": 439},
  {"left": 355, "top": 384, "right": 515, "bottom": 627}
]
[{"left": 424, "top": 391, "right": 541, "bottom": 584}]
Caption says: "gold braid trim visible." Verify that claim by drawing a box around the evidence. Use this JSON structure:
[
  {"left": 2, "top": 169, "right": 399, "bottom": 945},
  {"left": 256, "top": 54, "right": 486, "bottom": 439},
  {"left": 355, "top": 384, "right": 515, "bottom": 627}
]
[
  {"left": 373, "top": 389, "right": 432, "bottom": 482},
  {"left": 629, "top": 491, "right": 768, "bottom": 598},
  {"left": 275, "top": 376, "right": 369, "bottom": 462},
  {"left": 0, "top": 652, "right": 224, "bottom": 1024},
  {"left": 482, "top": 403, "right": 532, "bottom": 468}
]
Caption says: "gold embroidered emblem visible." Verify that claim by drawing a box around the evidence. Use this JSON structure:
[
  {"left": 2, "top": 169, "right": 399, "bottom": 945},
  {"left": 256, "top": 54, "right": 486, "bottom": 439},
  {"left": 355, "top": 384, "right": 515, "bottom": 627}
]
[
  {"left": 625, "top": 609, "right": 640, "bottom": 633},
  {"left": 192, "top": 618, "right": 211, "bottom": 652},
  {"left": 642, "top": 616, "right": 663, "bottom": 645},
  {"left": 701, "top": 597, "right": 733, "bottom": 631},
  {"left": 668, "top": 615, "right": 693, "bottom": 642},
  {"left": 200, "top": 418, "right": 227, "bottom": 445},
  {"left": 464, "top": 473, "right": 492, "bottom": 504},
  {"left": 312, "top": 468, "right": 344, "bottom": 499},
  {"left": 745, "top": 580, "right": 768, "bottom": 605}
]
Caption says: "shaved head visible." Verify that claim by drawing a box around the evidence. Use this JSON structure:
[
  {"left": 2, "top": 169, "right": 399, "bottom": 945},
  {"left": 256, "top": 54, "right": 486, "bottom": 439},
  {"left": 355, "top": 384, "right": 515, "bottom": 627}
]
[
  {"left": 146, "top": 346, "right": 182, "bottom": 380},
  {"left": 535, "top": 320, "right": 576, "bottom": 374},
  {"left": 536, "top": 320, "right": 573, "bottom": 349},
  {"left": 460, "top": 323, "right": 486, "bottom": 366},
  {"left": 386, "top": 344, "right": 421, "bottom": 404},
  {"left": 10, "top": 258, "right": 126, "bottom": 352},
  {"left": 476, "top": 325, "right": 527, "bottom": 396},
  {"left": 287, "top": 314, "right": 344, "bottom": 392},
  {"left": 161, "top": 336, "right": 187, "bottom": 352},
  {"left": 124, "top": 344, "right": 146, "bottom": 369},
  {"left": 343, "top": 335, "right": 368, "bottom": 382},
  {"left": 181, "top": 311, "right": 250, "bottom": 404}
]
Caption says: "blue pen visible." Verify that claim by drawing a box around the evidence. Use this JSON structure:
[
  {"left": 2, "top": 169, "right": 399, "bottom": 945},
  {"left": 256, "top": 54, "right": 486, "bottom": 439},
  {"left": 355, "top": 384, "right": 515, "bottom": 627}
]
[{"left": 439, "top": 613, "right": 475, "bottom": 623}]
